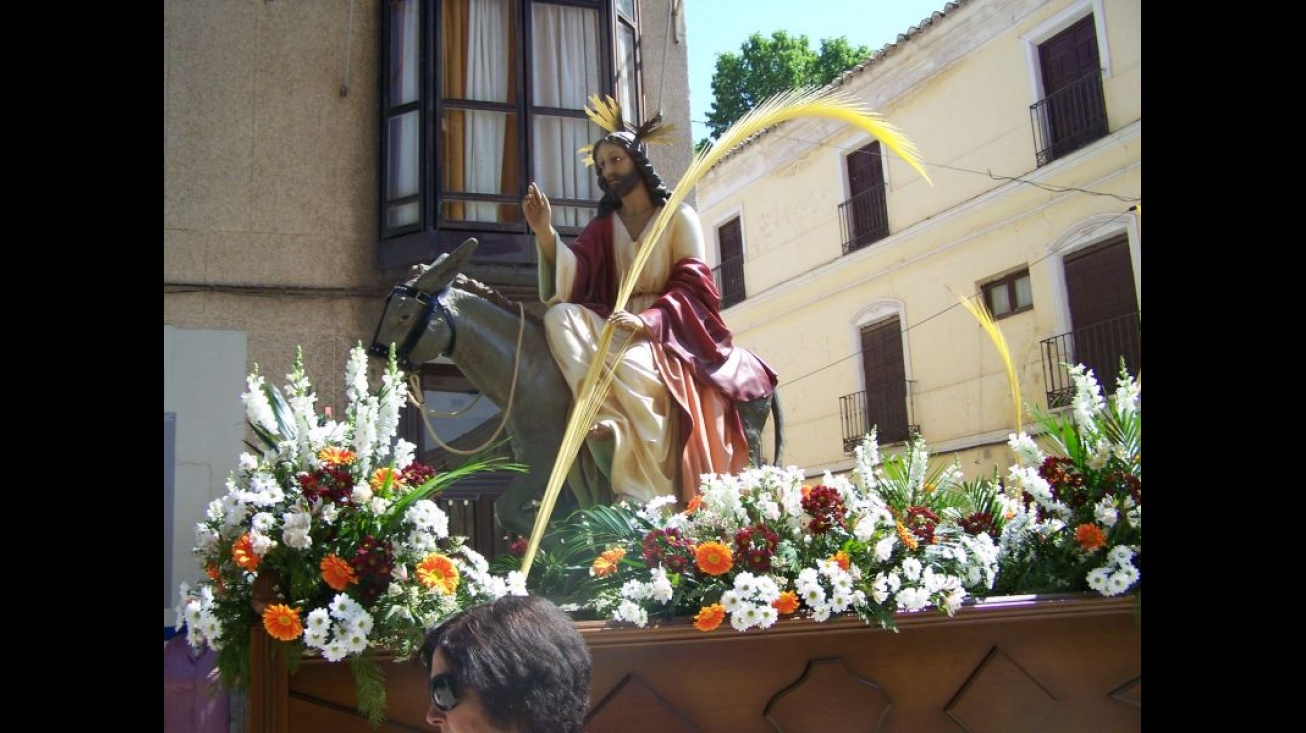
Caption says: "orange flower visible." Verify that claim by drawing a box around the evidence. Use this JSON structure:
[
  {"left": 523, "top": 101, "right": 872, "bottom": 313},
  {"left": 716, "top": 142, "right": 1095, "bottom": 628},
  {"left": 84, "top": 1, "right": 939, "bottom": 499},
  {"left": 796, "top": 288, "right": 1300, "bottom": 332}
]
[
  {"left": 262, "top": 604, "right": 303, "bottom": 642},
  {"left": 591, "top": 547, "right": 626, "bottom": 578},
  {"left": 317, "top": 446, "right": 356, "bottom": 466},
  {"left": 1075, "top": 523, "right": 1107, "bottom": 551},
  {"left": 369, "top": 467, "right": 405, "bottom": 493},
  {"left": 695, "top": 541, "right": 733, "bottom": 576},
  {"left": 694, "top": 603, "right": 726, "bottom": 632},
  {"left": 232, "top": 534, "right": 261, "bottom": 571},
  {"left": 206, "top": 564, "right": 221, "bottom": 581},
  {"left": 417, "top": 553, "right": 461, "bottom": 594},
  {"left": 772, "top": 591, "right": 800, "bottom": 615},
  {"left": 320, "top": 554, "right": 358, "bottom": 591},
  {"left": 685, "top": 494, "right": 703, "bottom": 515},
  {"left": 831, "top": 550, "right": 851, "bottom": 571},
  {"left": 895, "top": 521, "right": 919, "bottom": 551}
]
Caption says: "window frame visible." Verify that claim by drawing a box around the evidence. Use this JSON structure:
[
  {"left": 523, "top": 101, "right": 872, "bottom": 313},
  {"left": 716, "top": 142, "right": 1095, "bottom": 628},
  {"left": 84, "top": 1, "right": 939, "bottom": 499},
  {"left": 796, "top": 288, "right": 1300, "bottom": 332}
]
[
  {"left": 378, "top": 0, "right": 637, "bottom": 270},
  {"left": 982, "top": 269, "right": 1033, "bottom": 319}
]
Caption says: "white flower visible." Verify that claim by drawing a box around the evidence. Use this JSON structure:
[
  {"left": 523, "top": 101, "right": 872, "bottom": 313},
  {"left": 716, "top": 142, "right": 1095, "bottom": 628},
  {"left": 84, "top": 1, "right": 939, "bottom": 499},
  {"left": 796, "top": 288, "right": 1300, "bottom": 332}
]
[
  {"left": 874, "top": 535, "right": 896, "bottom": 562},
  {"left": 1006, "top": 431, "right": 1044, "bottom": 468},
  {"left": 351, "top": 484, "right": 374, "bottom": 505},
  {"left": 1086, "top": 567, "right": 1111, "bottom": 593},
  {"left": 249, "top": 530, "right": 277, "bottom": 556},
  {"left": 900, "top": 557, "right": 922, "bottom": 582},
  {"left": 896, "top": 587, "right": 931, "bottom": 612},
  {"left": 614, "top": 600, "right": 648, "bottom": 628},
  {"left": 1093, "top": 499, "right": 1119, "bottom": 527},
  {"left": 393, "top": 439, "right": 416, "bottom": 471},
  {"left": 241, "top": 372, "right": 278, "bottom": 434},
  {"left": 239, "top": 452, "right": 259, "bottom": 471},
  {"left": 319, "top": 503, "right": 340, "bottom": 525},
  {"left": 369, "top": 496, "right": 392, "bottom": 515},
  {"left": 1107, "top": 545, "right": 1136, "bottom": 566},
  {"left": 251, "top": 512, "right": 277, "bottom": 533}
]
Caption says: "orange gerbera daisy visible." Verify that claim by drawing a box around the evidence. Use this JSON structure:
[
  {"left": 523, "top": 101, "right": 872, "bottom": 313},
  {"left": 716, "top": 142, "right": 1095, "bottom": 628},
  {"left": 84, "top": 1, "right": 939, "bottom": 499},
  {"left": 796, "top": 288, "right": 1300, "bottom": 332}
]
[
  {"left": 591, "top": 547, "right": 626, "bottom": 578},
  {"left": 831, "top": 550, "right": 851, "bottom": 571},
  {"left": 895, "top": 521, "right": 919, "bottom": 551},
  {"left": 417, "top": 553, "right": 461, "bottom": 594},
  {"left": 262, "top": 604, "right": 303, "bottom": 642},
  {"left": 232, "top": 534, "right": 261, "bottom": 571},
  {"left": 206, "top": 563, "right": 221, "bottom": 581},
  {"left": 685, "top": 494, "right": 703, "bottom": 515},
  {"left": 694, "top": 603, "right": 726, "bottom": 632},
  {"left": 1075, "top": 523, "right": 1107, "bottom": 551},
  {"left": 320, "top": 554, "right": 358, "bottom": 591},
  {"left": 317, "top": 446, "right": 356, "bottom": 466},
  {"left": 695, "top": 541, "right": 733, "bottom": 576},
  {"left": 369, "top": 467, "right": 405, "bottom": 493},
  {"left": 772, "top": 591, "right": 800, "bottom": 615}
]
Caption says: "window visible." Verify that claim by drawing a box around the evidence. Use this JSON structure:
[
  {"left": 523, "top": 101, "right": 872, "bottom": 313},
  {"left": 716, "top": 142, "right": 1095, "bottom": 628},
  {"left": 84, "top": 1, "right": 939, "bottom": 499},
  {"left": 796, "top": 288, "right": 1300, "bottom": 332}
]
[
  {"left": 839, "top": 141, "right": 888, "bottom": 254},
  {"left": 840, "top": 313, "right": 913, "bottom": 451},
  {"left": 380, "top": 0, "right": 643, "bottom": 269},
  {"left": 1030, "top": 13, "right": 1107, "bottom": 166},
  {"left": 714, "top": 216, "right": 745, "bottom": 308},
  {"left": 983, "top": 270, "right": 1033, "bottom": 318}
]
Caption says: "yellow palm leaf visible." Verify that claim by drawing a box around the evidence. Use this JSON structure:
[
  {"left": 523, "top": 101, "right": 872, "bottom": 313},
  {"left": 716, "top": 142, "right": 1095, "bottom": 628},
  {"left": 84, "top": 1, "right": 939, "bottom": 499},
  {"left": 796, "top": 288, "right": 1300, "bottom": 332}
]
[{"left": 954, "top": 289, "right": 1022, "bottom": 437}]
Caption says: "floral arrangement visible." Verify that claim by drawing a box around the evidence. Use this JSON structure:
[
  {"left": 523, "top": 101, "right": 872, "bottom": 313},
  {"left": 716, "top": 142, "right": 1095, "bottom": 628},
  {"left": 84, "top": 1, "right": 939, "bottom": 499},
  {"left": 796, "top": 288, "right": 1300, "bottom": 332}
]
[
  {"left": 995, "top": 364, "right": 1142, "bottom": 598},
  {"left": 522, "top": 430, "right": 1004, "bottom": 633},
  {"left": 174, "top": 345, "right": 526, "bottom": 724}
]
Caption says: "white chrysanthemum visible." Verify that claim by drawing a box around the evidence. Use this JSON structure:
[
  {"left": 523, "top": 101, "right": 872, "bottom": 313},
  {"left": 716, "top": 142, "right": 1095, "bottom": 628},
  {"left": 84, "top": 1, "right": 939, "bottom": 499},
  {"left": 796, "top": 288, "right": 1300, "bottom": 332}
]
[
  {"left": 900, "top": 557, "right": 922, "bottom": 582},
  {"left": 810, "top": 603, "right": 833, "bottom": 623},
  {"left": 1107, "top": 545, "right": 1136, "bottom": 566},
  {"left": 1093, "top": 499, "right": 1119, "bottom": 527},
  {"left": 348, "top": 481, "right": 373, "bottom": 505},
  {"left": 349, "top": 612, "right": 375, "bottom": 635},
  {"left": 239, "top": 452, "right": 259, "bottom": 471},
  {"left": 649, "top": 568, "right": 674, "bottom": 603},
  {"left": 251, "top": 512, "right": 277, "bottom": 533},
  {"left": 1104, "top": 571, "right": 1134, "bottom": 596},
  {"left": 221, "top": 494, "right": 249, "bottom": 528},
  {"left": 322, "top": 641, "right": 350, "bottom": 663},
  {"left": 303, "top": 628, "right": 329, "bottom": 649},
  {"left": 330, "top": 594, "right": 363, "bottom": 620},
  {"left": 614, "top": 600, "right": 649, "bottom": 628},
  {"left": 369, "top": 496, "right": 392, "bottom": 515},
  {"left": 282, "top": 512, "right": 312, "bottom": 550},
  {"left": 306, "top": 609, "right": 331, "bottom": 632},
  {"left": 896, "top": 586, "right": 931, "bottom": 612},
  {"left": 249, "top": 530, "right": 277, "bottom": 556},
  {"left": 885, "top": 572, "right": 902, "bottom": 592},
  {"left": 1085, "top": 567, "right": 1111, "bottom": 593},
  {"left": 319, "top": 502, "right": 340, "bottom": 525},
  {"left": 621, "top": 578, "right": 651, "bottom": 602},
  {"left": 719, "top": 589, "right": 742, "bottom": 612}
]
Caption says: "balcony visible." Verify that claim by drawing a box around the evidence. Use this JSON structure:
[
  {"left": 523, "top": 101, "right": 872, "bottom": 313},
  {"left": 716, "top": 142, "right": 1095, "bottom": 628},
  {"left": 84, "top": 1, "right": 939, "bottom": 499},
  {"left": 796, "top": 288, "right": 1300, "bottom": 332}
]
[
  {"left": 1040, "top": 311, "right": 1141, "bottom": 409},
  {"left": 838, "top": 183, "right": 889, "bottom": 255},
  {"left": 839, "top": 380, "right": 917, "bottom": 453},
  {"left": 1030, "top": 71, "right": 1108, "bottom": 167},
  {"left": 712, "top": 256, "right": 746, "bottom": 309}
]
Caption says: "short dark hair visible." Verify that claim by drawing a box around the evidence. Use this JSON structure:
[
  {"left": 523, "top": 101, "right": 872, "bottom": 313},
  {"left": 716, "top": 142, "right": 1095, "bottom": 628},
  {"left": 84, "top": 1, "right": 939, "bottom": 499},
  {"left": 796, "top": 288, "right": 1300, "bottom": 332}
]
[
  {"left": 420, "top": 595, "right": 591, "bottom": 733},
  {"left": 593, "top": 133, "right": 672, "bottom": 217}
]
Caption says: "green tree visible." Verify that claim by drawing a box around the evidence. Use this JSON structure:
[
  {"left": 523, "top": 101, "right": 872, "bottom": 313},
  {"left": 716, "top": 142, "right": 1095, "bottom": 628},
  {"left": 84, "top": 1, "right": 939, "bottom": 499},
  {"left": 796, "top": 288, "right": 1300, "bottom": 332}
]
[{"left": 702, "top": 31, "right": 871, "bottom": 145}]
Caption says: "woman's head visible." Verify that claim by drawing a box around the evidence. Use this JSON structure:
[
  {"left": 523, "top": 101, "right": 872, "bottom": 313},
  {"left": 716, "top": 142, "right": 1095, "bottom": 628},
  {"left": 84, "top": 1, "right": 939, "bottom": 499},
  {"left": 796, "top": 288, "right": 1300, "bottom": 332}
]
[
  {"left": 420, "top": 595, "right": 591, "bottom": 733},
  {"left": 593, "top": 132, "right": 671, "bottom": 216}
]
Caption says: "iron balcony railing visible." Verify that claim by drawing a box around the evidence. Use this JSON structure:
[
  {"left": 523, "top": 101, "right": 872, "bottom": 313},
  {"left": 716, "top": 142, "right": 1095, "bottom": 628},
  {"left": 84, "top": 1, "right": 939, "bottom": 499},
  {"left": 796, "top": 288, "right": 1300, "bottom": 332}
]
[
  {"left": 838, "top": 182, "right": 889, "bottom": 255},
  {"left": 712, "top": 256, "right": 746, "bottom": 309},
  {"left": 1041, "top": 311, "right": 1141, "bottom": 409},
  {"left": 1030, "top": 71, "right": 1109, "bottom": 167},
  {"left": 839, "top": 380, "right": 918, "bottom": 453}
]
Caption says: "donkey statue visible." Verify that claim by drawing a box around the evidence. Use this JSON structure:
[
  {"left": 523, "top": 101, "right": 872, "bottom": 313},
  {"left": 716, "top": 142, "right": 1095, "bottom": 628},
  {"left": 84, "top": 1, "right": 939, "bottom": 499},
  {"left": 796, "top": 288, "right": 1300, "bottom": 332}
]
[{"left": 370, "top": 238, "right": 783, "bottom": 539}]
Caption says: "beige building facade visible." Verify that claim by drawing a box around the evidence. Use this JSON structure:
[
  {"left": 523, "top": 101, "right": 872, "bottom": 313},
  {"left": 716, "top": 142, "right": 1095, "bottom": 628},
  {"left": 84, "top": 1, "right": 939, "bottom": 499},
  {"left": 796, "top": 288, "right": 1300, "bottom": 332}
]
[
  {"left": 163, "top": 0, "right": 691, "bottom": 629},
  {"left": 696, "top": 0, "right": 1141, "bottom": 478}
]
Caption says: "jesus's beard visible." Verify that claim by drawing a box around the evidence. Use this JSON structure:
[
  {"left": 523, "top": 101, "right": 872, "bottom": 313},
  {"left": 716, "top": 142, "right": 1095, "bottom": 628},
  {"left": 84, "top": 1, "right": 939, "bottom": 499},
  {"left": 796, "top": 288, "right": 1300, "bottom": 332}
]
[{"left": 606, "top": 170, "right": 643, "bottom": 199}]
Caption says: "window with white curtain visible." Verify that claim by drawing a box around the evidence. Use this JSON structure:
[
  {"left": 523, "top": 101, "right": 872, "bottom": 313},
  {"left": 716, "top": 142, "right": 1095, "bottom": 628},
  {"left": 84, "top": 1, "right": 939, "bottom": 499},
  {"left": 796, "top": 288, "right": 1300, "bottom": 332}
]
[{"left": 379, "top": 0, "right": 642, "bottom": 269}]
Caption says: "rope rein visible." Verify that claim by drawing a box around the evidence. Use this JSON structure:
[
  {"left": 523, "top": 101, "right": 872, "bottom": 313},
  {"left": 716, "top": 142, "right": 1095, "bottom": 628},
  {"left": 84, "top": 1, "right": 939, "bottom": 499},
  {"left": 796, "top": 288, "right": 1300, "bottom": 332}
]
[{"left": 406, "top": 301, "right": 527, "bottom": 456}]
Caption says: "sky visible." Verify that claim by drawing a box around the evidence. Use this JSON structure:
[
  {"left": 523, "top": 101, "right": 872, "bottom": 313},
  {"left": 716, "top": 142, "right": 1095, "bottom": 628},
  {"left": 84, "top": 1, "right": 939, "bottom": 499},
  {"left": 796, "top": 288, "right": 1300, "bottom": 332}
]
[{"left": 679, "top": 0, "right": 952, "bottom": 143}]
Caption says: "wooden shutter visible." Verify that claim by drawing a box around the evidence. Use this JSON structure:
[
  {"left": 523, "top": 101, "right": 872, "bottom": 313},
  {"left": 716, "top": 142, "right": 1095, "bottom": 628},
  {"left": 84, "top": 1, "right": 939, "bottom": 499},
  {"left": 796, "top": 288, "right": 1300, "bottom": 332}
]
[
  {"left": 1063, "top": 235, "right": 1140, "bottom": 385},
  {"left": 716, "top": 217, "right": 745, "bottom": 307},
  {"left": 845, "top": 142, "right": 888, "bottom": 248},
  {"left": 860, "top": 316, "right": 909, "bottom": 443},
  {"left": 1039, "top": 15, "right": 1104, "bottom": 159}
]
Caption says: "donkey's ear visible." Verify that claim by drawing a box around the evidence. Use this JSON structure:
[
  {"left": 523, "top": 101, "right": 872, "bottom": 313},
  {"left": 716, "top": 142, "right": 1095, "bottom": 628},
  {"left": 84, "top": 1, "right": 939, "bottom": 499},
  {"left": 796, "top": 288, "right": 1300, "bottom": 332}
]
[{"left": 413, "top": 238, "right": 479, "bottom": 294}]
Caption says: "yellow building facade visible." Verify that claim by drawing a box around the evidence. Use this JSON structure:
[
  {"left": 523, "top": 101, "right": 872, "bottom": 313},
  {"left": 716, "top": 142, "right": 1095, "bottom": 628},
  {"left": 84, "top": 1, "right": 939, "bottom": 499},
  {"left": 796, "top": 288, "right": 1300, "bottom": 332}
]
[{"left": 696, "top": 0, "right": 1141, "bottom": 478}]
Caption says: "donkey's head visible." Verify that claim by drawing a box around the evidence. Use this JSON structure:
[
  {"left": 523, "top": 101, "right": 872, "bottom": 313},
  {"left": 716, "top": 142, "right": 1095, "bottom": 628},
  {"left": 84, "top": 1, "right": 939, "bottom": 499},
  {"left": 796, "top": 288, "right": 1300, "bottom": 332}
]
[{"left": 369, "top": 238, "right": 479, "bottom": 371}]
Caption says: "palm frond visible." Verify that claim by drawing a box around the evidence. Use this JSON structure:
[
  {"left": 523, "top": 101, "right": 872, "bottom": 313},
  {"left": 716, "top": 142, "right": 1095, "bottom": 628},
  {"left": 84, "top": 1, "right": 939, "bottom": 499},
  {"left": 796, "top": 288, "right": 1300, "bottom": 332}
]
[
  {"left": 584, "top": 93, "right": 624, "bottom": 133},
  {"left": 954, "top": 289, "right": 1022, "bottom": 437}
]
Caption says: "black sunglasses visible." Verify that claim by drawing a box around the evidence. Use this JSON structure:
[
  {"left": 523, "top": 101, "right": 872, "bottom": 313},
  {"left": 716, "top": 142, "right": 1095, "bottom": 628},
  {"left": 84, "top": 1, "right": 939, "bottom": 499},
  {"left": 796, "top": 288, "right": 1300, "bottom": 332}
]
[{"left": 429, "top": 672, "right": 460, "bottom": 712}]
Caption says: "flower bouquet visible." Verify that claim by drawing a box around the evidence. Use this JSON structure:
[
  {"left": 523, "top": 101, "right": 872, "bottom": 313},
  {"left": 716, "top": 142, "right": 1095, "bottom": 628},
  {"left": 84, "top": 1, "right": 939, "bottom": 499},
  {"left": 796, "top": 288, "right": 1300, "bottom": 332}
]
[
  {"left": 174, "top": 345, "right": 526, "bottom": 724},
  {"left": 995, "top": 364, "right": 1142, "bottom": 599},
  {"left": 521, "top": 430, "right": 1004, "bottom": 633}
]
